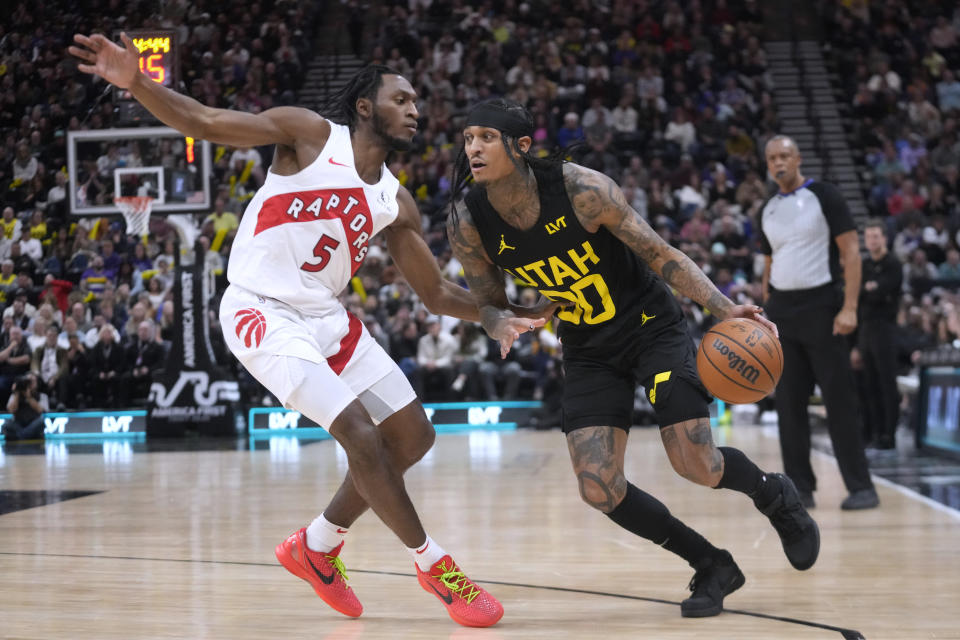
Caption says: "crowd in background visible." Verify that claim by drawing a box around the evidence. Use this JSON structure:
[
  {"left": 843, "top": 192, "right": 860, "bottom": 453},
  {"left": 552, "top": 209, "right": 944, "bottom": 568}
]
[
  {"left": 822, "top": 0, "right": 960, "bottom": 362},
  {"left": 0, "top": 0, "right": 958, "bottom": 426}
]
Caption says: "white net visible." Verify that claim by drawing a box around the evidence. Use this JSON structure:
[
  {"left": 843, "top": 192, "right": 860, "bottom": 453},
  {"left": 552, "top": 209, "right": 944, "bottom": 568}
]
[{"left": 114, "top": 196, "right": 154, "bottom": 238}]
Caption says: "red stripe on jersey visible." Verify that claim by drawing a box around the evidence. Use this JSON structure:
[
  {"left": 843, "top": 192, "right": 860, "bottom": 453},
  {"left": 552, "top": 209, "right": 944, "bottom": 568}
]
[
  {"left": 327, "top": 312, "right": 363, "bottom": 375},
  {"left": 254, "top": 188, "right": 374, "bottom": 276}
]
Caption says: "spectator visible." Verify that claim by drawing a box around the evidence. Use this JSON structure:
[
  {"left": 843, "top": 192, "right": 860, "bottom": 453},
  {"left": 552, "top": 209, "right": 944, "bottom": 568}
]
[
  {"left": 938, "top": 248, "right": 960, "bottom": 281},
  {"left": 80, "top": 256, "right": 112, "bottom": 300},
  {"left": 902, "top": 248, "right": 939, "bottom": 295},
  {"left": 203, "top": 197, "right": 241, "bottom": 239},
  {"left": 0, "top": 325, "right": 32, "bottom": 405},
  {"left": 88, "top": 325, "right": 128, "bottom": 408},
  {"left": 59, "top": 332, "right": 89, "bottom": 408},
  {"left": 0, "top": 207, "right": 22, "bottom": 244},
  {"left": 450, "top": 322, "right": 487, "bottom": 400},
  {"left": 856, "top": 220, "right": 903, "bottom": 449},
  {"left": 124, "top": 320, "right": 164, "bottom": 403},
  {"left": 3, "top": 291, "right": 33, "bottom": 330},
  {"left": 2, "top": 372, "right": 47, "bottom": 441},
  {"left": 416, "top": 318, "right": 457, "bottom": 401},
  {"left": 26, "top": 316, "right": 49, "bottom": 352},
  {"left": 31, "top": 324, "right": 66, "bottom": 405},
  {"left": 68, "top": 302, "right": 92, "bottom": 335},
  {"left": 556, "top": 112, "right": 585, "bottom": 148},
  {"left": 12, "top": 141, "right": 39, "bottom": 184},
  {"left": 664, "top": 108, "right": 697, "bottom": 154},
  {"left": 84, "top": 313, "right": 120, "bottom": 350},
  {"left": 130, "top": 242, "right": 154, "bottom": 272},
  {"left": 936, "top": 69, "right": 960, "bottom": 113},
  {"left": 389, "top": 320, "right": 421, "bottom": 389}
]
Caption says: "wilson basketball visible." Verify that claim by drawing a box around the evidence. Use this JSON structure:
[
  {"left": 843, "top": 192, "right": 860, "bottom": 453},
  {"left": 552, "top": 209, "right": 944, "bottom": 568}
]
[{"left": 696, "top": 318, "right": 783, "bottom": 404}]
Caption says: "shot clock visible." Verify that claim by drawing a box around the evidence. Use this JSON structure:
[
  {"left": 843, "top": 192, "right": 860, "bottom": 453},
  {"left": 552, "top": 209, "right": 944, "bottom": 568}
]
[
  {"left": 114, "top": 30, "right": 179, "bottom": 123},
  {"left": 131, "top": 31, "right": 177, "bottom": 87}
]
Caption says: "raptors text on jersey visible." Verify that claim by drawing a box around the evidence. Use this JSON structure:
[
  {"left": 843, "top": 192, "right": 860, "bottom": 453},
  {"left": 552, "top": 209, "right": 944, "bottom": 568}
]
[{"left": 227, "top": 121, "right": 400, "bottom": 316}]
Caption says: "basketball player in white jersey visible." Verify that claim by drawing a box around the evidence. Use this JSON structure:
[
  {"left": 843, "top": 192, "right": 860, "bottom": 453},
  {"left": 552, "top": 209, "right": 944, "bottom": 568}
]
[{"left": 70, "top": 33, "right": 550, "bottom": 628}]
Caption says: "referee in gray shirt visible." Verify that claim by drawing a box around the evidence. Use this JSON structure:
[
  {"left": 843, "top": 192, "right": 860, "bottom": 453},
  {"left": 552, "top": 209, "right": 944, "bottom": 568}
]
[{"left": 759, "top": 136, "right": 878, "bottom": 511}]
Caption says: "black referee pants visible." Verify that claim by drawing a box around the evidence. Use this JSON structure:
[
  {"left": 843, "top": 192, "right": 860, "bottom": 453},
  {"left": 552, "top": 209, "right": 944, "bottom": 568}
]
[{"left": 771, "top": 306, "right": 874, "bottom": 495}]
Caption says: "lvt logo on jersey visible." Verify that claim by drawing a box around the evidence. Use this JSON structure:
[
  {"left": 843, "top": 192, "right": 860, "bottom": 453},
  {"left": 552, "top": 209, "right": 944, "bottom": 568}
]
[
  {"left": 545, "top": 215, "right": 567, "bottom": 235},
  {"left": 234, "top": 308, "right": 267, "bottom": 348}
]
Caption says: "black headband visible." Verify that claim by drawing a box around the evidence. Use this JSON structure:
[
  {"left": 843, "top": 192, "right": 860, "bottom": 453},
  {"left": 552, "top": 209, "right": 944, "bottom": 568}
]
[{"left": 466, "top": 103, "right": 533, "bottom": 139}]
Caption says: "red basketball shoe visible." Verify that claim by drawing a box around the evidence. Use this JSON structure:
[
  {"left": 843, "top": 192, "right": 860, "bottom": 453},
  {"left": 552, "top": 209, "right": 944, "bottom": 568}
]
[
  {"left": 417, "top": 555, "right": 503, "bottom": 627},
  {"left": 275, "top": 528, "right": 362, "bottom": 617}
]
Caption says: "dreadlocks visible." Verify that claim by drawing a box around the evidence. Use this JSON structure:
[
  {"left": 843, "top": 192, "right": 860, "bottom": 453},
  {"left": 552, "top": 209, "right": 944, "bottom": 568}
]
[
  {"left": 318, "top": 64, "right": 400, "bottom": 131},
  {"left": 448, "top": 98, "right": 573, "bottom": 224}
]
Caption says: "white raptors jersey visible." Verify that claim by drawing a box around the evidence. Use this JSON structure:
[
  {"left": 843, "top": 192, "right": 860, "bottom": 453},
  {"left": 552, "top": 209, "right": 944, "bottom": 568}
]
[{"left": 227, "top": 121, "right": 400, "bottom": 316}]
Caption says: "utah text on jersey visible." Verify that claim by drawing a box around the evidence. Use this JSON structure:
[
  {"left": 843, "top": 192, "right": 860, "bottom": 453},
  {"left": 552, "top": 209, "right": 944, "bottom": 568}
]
[
  {"left": 504, "top": 239, "right": 616, "bottom": 325},
  {"left": 255, "top": 187, "right": 374, "bottom": 275}
]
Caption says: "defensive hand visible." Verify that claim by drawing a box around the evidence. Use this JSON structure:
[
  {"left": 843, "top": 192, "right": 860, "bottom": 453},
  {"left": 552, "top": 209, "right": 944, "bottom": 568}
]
[
  {"left": 492, "top": 317, "right": 546, "bottom": 359},
  {"left": 69, "top": 32, "right": 140, "bottom": 89}
]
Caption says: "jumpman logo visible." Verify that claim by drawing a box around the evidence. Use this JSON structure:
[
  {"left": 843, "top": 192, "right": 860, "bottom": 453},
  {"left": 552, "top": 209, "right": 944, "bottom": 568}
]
[
  {"left": 498, "top": 234, "right": 516, "bottom": 255},
  {"left": 640, "top": 310, "right": 656, "bottom": 326}
]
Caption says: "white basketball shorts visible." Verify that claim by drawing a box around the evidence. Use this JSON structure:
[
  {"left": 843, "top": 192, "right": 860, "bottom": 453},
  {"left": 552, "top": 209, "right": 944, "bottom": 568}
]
[{"left": 219, "top": 284, "right": 416, "bottom": 428}]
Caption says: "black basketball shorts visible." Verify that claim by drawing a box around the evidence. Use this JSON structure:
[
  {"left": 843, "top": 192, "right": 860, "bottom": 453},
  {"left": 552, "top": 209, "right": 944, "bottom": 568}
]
[{"left": 560, "top": 323, "right": 712, "bottom": 433}]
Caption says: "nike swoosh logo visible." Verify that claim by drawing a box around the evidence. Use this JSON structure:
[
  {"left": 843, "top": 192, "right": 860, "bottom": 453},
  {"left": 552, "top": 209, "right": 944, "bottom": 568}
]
[
  {"left": 416, "top": 542, "right": 429, "bottom": 554},
  {"left": 336, "top": 528, "right": 348, "bottom": 534},
  {"left": 305, "top": 553, "right": 336, "bottom": 585},
  {"left": 328, "top": 157, "right": 350, "bottom": 167},
  {"left": 428, "top": 580, "right": 453, "bottom": 605}
]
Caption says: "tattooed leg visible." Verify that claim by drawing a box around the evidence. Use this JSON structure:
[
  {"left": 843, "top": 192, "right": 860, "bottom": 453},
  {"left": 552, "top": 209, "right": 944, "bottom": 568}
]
[
  {"left": 660, "top": 417, "right": 724, "bottom": 486},
  {"left": 566, "top": 426, "right": 629, "bottom": 513}
]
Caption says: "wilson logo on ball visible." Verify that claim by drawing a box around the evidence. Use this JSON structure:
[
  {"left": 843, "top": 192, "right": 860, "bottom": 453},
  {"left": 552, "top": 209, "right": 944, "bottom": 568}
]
[
  {"left": 711, "top": 339, "right": 761, "bottom": 385},
  {"left": 234, "top": 308, "right": 267, "bottom": 348}
]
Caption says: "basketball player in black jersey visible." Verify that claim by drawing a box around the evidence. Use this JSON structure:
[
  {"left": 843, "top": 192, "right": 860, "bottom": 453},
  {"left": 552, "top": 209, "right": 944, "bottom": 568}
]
[{"left": 446, "top": 99, "right": 820, "bottom": 618}]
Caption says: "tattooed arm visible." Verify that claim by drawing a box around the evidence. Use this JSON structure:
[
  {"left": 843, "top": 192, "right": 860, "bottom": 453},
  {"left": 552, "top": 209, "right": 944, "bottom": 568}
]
[
  {"left": 562, "top": 164, "right": 778, "bottom": 334},
  {"left": 562, "top": 163, "right": 734, "bottom": 317},
  {"left": 446, "top": 206, "right": 547, "bottom": 357}
]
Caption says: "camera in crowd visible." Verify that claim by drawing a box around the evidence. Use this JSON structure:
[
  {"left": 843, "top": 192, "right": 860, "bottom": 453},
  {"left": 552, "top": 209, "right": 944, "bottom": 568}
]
[{"left": 12, "top": 374, "right": 33, "bottom": 395}]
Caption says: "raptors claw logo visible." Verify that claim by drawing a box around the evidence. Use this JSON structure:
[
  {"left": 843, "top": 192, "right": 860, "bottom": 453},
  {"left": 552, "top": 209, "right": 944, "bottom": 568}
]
[{"left": 234, "top": 308, "right": 267, "bottom": 348}]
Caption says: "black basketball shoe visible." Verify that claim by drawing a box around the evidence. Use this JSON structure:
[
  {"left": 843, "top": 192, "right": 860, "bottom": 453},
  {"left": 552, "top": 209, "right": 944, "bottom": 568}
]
[
  {"left": 756, "top": 473, "right": 820, "bottom": 570},
  {"left": 681, "top": 550, "right": 745, "bottom": 618}
]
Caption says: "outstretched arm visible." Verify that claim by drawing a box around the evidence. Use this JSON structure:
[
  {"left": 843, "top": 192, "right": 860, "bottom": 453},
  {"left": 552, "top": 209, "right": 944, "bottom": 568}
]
[
  {"left": 562, "top": 164, "right": 778, "bottom": 335},
  {"left": 385, "top": 189, "right": 482, "bottom": 322},
  {"left": 69, "top": 33, "right": 325, "bottom": 148},
  {"left": 388, "top": 191, "right": 546, "bottom": 355},
  {"left": 446, "top": 205, "right": 547, "bottom": 357}
]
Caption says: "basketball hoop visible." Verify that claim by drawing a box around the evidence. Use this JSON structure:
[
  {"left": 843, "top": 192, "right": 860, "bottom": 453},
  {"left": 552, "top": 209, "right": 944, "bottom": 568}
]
[{"left": 114, "top": 195, "right": 154, "bottom": 240}]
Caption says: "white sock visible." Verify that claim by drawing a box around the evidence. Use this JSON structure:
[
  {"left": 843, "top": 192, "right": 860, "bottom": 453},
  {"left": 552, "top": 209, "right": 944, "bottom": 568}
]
[
  {"left": 305, "top": 514, "right": 348, "bottom": 553},
  {"left": 407, "top": 535, "right": 447, "bottom": 572}
]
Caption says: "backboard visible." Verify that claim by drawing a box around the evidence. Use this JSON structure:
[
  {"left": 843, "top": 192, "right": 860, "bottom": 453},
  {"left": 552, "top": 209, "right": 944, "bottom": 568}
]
[{"left": 67, "top": 126, "right": 212, "bottom": 216}]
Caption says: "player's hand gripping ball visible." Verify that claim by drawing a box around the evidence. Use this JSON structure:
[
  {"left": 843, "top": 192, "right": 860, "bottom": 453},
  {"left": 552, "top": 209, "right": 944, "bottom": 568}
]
[{"left": 696, "top": 318, "right": 783, "bottom": 404}]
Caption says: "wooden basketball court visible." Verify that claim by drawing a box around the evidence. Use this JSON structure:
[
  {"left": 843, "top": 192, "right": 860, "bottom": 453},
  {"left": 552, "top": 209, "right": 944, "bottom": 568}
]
[{"left": 1, "top": 425, "right": 956, "bottom": 639}]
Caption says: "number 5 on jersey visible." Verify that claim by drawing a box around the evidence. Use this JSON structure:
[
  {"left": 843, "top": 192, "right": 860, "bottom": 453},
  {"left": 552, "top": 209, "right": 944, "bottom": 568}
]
[
  {"left": 300, "top": 212, "right": 370, "bottom": 273},
  {"left": 302, "top": 235, "right": 340, "bottom": 272}
]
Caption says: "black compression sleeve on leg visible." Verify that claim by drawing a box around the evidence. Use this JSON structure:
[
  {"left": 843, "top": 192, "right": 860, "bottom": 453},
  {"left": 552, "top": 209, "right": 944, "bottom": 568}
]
[{"left": 606, "top": 482, "right": 719, "bottom": 565}]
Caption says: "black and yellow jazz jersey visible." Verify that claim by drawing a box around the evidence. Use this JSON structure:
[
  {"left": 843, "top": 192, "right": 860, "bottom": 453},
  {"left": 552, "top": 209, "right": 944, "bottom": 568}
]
[{"left": 464, "top": 162, "right": 676, "bottom": 350}]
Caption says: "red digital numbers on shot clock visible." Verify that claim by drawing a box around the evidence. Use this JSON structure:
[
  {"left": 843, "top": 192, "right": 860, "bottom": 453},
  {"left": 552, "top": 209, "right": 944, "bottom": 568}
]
[{"left": 129, "top": 31, "right": 177, "bottom": 88}]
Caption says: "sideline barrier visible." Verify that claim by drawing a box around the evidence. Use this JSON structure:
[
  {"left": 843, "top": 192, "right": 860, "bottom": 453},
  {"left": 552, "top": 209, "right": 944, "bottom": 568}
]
[
  {"left": 0, "top": 410, "right": 148, "bottom": 442},
  {"left": 247, "top": 401, "right": 543, "bottom": 440}
]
